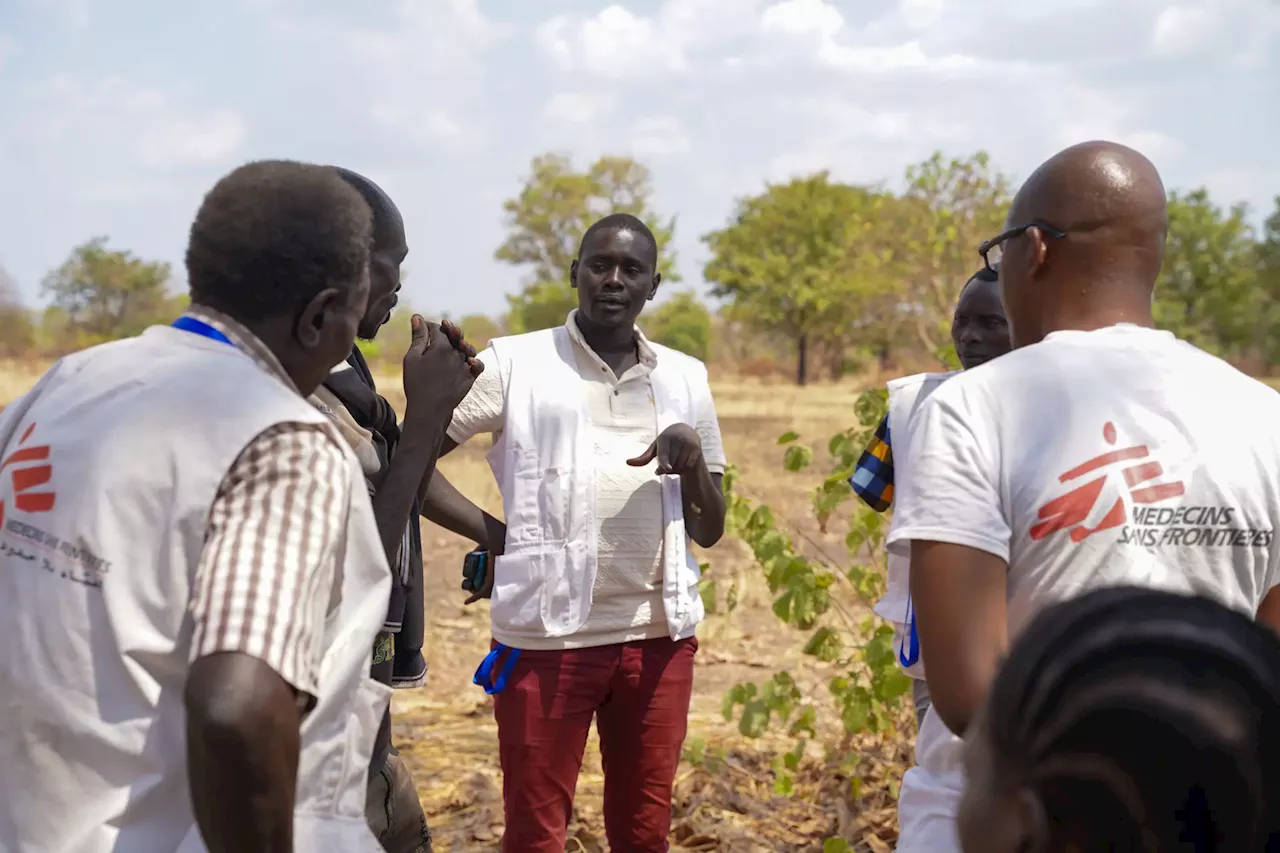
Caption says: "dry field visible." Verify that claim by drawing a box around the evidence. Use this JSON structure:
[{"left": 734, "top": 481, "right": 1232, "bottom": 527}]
[{"left": 0, "top": 359, "right": 903, "bottom": 852}]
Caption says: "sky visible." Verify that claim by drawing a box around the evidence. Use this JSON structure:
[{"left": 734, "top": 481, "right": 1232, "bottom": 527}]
[{"left": 1, "top": 0, "right": 1277, "bottom": 318}]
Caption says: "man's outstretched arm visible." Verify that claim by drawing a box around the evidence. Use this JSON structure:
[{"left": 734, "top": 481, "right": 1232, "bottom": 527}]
[
  {"left": 369, "top": 317, "right": 481, "bottom": 569},
  {"left": 186, "top": 425, "right": 350, "bottom": 853}
]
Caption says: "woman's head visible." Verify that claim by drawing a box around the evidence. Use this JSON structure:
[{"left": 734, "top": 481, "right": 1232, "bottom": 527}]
[{"left": 959, "top": 587, "right": 1280, "bottom": 853}]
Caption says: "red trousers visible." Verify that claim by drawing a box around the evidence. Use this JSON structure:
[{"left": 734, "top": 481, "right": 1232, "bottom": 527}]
[{"left": 492, "top": 636, "right": 697, "bottom": 853}]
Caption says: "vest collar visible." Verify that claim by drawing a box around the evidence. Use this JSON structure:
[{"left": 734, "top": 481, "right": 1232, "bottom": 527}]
[{"left": 185, "top": 304, "right": 299, "bottom": 394}]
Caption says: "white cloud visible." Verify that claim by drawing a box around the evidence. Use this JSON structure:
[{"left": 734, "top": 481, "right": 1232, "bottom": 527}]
[
  {"left": 543, "top": 92, "right": 616, "bottom": 125},
  {"left": 371, "top": 104, "right": 467, "bottom": 147},
  {"left": 630, "top": 117, "right": 692, "bottom": 157},
  {"left": 1150, "top": 0, "right": 1280, "bottom": 65},
  {"left": 25, "top": 75, "right": 247, "bottom": 172},
  {"left": 899, "top": 0, "right": 945, "bottom": 30},
  {"left": 535, "top": 0, "right": 768, "bottom": 79},
  {"left": 535, "top": 7, "right": 683, "bottom": 78},
  {"left": 251, "top": 0, "right": 505, "bottom": 150},
  {"left": 1152, "top": 5, "right": 1218, "bottom": 55},
  {"left": 760, "top": 0, "right": 845, "bottom": 39}
]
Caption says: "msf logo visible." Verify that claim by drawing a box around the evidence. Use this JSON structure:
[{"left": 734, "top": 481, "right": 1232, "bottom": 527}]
[
  {"left": 0, "top": 422, "right": 56, "bottom": 530},
  {"left": 1030, "top": 422, "right": 1185, "bottom": 543}
]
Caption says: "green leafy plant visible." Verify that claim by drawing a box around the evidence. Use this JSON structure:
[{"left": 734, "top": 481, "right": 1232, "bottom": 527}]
[{"left": 720, "top": 387, "right": 914, "bottom": 814}]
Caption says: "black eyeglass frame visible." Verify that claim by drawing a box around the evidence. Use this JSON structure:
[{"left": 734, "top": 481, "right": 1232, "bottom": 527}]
[{"left": 978, "top": 221, "right": 1067, "bottom": 272}]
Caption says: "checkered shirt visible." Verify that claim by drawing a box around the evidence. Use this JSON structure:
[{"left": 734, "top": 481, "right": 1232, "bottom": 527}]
[{"left": 849, "top": 413, "right": 894, "bottom": 513}]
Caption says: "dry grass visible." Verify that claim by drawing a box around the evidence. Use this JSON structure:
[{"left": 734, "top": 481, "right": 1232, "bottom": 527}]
[{"left": 1, "top": 360, "right": 897, "bottom": 852}]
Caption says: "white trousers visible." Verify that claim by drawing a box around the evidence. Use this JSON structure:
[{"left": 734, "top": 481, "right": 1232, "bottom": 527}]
[{"left": 895, "top": 706, "right": 965, "bottom": 853}]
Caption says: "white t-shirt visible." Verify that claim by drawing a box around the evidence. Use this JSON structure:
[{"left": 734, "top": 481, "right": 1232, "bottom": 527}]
[{"left": 888, "top": 324, "right": 1280, "bottom": 639}]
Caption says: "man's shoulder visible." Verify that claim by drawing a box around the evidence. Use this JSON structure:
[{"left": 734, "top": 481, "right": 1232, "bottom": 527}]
[
  {"left": 488, "top": 327, "right": 560, "bottom": 350},
  {"left": 886, "top": 369, "right": 960, "bottom": 395}
]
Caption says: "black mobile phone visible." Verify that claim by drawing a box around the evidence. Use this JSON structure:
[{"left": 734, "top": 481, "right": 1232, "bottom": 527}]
[{"left": 462, "top": 549, "right": 489, "bottom": 594}]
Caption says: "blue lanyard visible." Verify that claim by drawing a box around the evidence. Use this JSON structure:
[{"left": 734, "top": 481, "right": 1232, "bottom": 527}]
[
  {"left": 473, "top": 644, "right": 522, "bottom": 695},
  {"left": 172, "top": 315, "right": 234, "bottom": 347},
  {"left": 899, "top": 597, "right": 921, "bottom": 668}
]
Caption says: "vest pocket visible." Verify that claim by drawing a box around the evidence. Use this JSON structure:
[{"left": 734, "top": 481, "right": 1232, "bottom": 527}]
[
  {"left": 340, "top": 677, "right": 394, "bottom": 817},
  {"left": 509, "top": 467, "right": 569, "bottom": 545},
  {"left": 490, "top": 548, "right": 551, "bottom": 634}
]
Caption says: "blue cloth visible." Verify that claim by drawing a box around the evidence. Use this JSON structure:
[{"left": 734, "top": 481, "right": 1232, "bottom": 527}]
[
  {"left": 474, "top": 644, "right": 521, "bottom": 695},
  {"left": 172, "top": 314, "right": 233, "bottom": 347},
  {"left": 900, "top": 598, "right": 921, "bottom": 668}
]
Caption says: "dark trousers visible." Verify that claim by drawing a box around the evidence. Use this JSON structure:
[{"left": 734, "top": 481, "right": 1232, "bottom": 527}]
[{"left": 493, "top": 636, "right": 698, "bottom": 853}]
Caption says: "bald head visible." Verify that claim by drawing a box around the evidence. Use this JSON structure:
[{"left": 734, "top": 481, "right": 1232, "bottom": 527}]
[
  {"left": 997, "top": 141, "right": 1168, "bottom": 347},
  {"left": 1009, "top": 141, "right": 1167, "bottom": 257}
]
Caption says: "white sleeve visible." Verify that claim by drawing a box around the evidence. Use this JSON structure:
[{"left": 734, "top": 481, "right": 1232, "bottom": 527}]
[
  {"left": 885, "top": 390, "right": 1011, "bottom": 562},
  {"left": 692, "top": 370, "right": 726, "bottom": 474},
  {"left": 446, "top": 346, "right": 505, "bottom": 445}
]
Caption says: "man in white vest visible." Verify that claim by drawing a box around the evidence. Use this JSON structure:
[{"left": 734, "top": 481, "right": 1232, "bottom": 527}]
[
  {"left": 849, "top": 266, "right": 1011, "bottom": 853},
  {"left": 0, "top": 160, "right": 475, "bottom": 853},
  {"left": 419, "top": 213, "right": 728, "bottom": 853},
  {"left": 891, "top": 141, "right": 1280, "bottom": 853},
  {"left": 850, "top": 264, "right": 1010, "bottom": 724}
]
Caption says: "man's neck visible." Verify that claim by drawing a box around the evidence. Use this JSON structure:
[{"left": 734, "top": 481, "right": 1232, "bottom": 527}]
[
  {"left": 573, "top": 312, "right": 635, "bottom": 355},
  {"left": 1045, "top": 304, "right": 1156, "bottom": 336}
]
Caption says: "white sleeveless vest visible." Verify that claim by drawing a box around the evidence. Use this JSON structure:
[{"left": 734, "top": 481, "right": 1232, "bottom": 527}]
[
  {"left": 883, "top": 371, "right": 965, "bottom": 853},
  {"left": 875, "top": 371, "right": 959, "bottom": 681},
  {"left": 0, "top": 326, "right": 391, "bottom": 853},
  {"left": 484, "top": 326, "right": 705, "bottom": 645}
]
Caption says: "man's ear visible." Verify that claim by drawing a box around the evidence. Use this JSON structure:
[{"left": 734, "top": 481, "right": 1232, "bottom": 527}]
[
  {"left": 649, "top": 272, "right": 661, "bottom": 300},
  {"left": 1029, "top": 229, "right": 1050, "bottom": 277},
  {"left": 569, "top": 258, "right": 579, "bottom": 289},
  {"left": 294, "top": 287, "right": 341, "bottom": 350}
]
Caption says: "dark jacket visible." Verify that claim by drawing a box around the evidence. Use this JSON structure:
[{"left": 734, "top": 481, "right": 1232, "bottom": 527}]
[{"left": 323, "top": 347, "right": 426, "bottom": 772}]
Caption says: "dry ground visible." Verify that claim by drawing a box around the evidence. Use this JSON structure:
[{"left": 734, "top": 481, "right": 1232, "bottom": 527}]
[{"left": 0, "top": 360, "right": 905, "bottom": 852}]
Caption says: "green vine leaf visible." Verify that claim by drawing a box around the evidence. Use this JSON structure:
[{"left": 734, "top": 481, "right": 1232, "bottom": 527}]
[{"left": 783, "top": 444, "right": 814, "bottom": 472}]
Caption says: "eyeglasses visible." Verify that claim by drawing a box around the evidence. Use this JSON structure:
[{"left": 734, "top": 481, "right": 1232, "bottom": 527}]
[{"left": 978, "top": 221, "right": 1067, "bottom": 272}]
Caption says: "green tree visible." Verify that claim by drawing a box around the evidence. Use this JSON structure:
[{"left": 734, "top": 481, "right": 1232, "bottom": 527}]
[
  {"left": 703, "top": 173, "right": 896, "bottom": 385},
  {"left": 643, "top": 291, "right": 712, "bottom": 361},
  {"left": 41, "top": 237, "right": 179, "bottom": 344},
  {"left": 459, "top": 313, "right": 502, "bottom": 349},
  {"left": 0, "top": 265, "right": 35, "bottom": 358},
  {"left": 1254, "top": 196, "right": 1280, "bottom": 366},
  {"left": 496, "top": 153, "right": 680, "bottom": 333},
  {"left": 1154, "top": 189, "right": 1259, "bottom": 359},
  {"left": 894, "top": 152, "right": 1011, "bottom": 355}
]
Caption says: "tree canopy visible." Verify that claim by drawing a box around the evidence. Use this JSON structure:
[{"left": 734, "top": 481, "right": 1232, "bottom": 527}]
[
  {"left": 41, "top": 237, "right": 181, "bottom": 346},
  {"left": 11, "top": 156, "right": 1280, "bottom": 383},
  {"left": 496, "top": 153, "right": 680, "bottom": 333},
  {"left": 643, "top": 291, "right": 713, "bottom": 361}
]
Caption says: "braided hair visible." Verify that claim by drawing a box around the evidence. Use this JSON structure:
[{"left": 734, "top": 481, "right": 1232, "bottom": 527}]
[{"left": 981, "top": 587, "right": 1280, "bottom": 852}]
